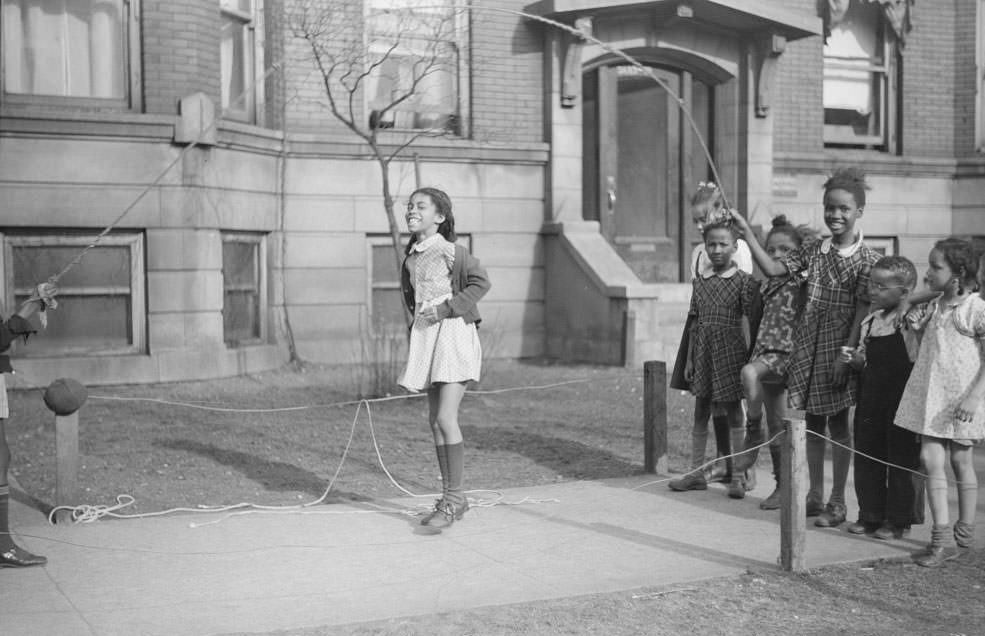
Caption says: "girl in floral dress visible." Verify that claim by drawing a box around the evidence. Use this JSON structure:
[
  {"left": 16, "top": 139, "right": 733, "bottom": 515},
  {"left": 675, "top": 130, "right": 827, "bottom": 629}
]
[
  {"left": 669, "top": 222, "right": 759, "bottom": 498},
  {"left": 737, "top": 215, "right": 817, "bottom": 510},
  {"left": 398, "top": 187, "right": 490, "bottom": 530},
  {"left": 896, "top": 238, "right": 985, "bottom": 566}
]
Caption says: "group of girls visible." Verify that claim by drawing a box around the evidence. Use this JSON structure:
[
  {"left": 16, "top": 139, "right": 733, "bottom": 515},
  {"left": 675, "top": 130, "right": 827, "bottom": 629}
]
[{"left": 671, "top": 167, "right": 982, "bottom": 567}]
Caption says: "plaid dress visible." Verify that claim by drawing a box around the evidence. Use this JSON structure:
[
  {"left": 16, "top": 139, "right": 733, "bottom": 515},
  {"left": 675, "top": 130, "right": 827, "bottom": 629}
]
[
  {"left": 784, "top": 237, "right": 878, "bottom": 415},
  {"left": 689, "top": 267, "right": 760, "bottom": 402}
]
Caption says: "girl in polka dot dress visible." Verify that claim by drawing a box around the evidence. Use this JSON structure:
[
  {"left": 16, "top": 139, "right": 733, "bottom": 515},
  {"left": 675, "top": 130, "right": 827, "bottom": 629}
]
[{"left": 398, "top": 187, "right": 491, "bottom": 530}]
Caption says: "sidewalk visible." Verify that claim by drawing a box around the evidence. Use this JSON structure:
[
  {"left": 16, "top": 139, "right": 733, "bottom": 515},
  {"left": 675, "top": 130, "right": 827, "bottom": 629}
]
[{"left": 3, "top": 460, "right": 983, "bottom": 636}]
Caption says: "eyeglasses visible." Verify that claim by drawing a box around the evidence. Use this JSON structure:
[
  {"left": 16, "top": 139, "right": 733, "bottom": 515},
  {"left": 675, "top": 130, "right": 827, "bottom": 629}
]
[{"left": 868, "top": 281, "right": 905, "bottom": 292}]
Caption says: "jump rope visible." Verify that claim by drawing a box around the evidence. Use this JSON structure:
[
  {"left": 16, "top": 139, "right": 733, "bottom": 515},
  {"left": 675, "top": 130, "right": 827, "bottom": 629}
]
[{"left": 5, "top": 6, "right": 978, "bottom": 552}]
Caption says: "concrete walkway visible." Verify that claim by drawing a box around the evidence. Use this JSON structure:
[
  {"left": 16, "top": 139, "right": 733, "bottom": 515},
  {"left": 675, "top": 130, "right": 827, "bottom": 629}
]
[{"left": 3, "top": 461, "right": 984, "bottom": 636}]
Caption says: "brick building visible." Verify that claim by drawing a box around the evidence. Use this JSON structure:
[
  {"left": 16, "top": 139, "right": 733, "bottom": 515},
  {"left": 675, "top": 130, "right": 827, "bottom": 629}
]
[{"left": 0, "top": 0, "right": 980, "bottom": 385}]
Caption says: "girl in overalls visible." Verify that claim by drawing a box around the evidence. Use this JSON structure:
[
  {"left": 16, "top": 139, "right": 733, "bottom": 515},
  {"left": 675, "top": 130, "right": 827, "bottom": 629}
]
[
  {"left": 398, "top": 187, "right": 490, "bottom": 530},
  {"left": 843, "top": 256, "right": 923, "bottom": 541}
]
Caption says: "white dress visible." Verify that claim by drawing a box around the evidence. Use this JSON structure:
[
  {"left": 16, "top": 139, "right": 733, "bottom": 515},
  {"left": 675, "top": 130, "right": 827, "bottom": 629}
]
[
  {"left": 895, "top": 294, "right": 985, "bottom": 441},
  {"left": 398, "top": 234, "right": 482, "bottom": 392}
]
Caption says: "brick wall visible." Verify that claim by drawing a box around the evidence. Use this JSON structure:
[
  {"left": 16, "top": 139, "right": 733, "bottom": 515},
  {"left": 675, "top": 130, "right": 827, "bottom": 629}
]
[
  {"left": 772, "top": 0, "right": 824, "bottom": 155},
  {"left": 143, "top": 0, "right": 222, "bottom": 115},
  {"left": 953, "top": 0, "right": 978, "bottom": 157}
]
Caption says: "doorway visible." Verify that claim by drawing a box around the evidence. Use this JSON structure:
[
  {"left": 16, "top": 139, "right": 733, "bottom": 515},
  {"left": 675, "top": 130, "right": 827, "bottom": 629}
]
[{"left": 582, "top": 63, "right": 714, "bottom": 283}]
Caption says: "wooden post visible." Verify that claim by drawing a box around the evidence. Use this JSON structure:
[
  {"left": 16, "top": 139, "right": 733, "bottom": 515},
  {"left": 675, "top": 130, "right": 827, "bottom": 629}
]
[
  {"left": 54, "top": 411, "right": 79, "bottom": 524},
  {"left": 643, "top": 360, "right": 668, "bottom": 474},
  {"left": 780, "top": 418, "right": 807, "bottom": 572}
]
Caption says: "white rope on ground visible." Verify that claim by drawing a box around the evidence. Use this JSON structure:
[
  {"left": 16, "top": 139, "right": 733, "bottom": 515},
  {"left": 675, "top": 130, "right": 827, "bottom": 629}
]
[{"left": 44, "top": 374, "right": 604, "bottom": 526}]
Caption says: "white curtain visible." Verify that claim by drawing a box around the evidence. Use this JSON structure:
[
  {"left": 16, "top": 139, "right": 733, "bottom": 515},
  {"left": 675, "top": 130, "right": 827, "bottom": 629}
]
[{"left": 2, "top": 0, "right": 124, "bottom": 98}]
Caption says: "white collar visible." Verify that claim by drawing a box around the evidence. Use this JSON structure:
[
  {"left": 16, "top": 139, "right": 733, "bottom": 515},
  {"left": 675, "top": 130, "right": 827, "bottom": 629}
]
[
  {"left": 700, "top": 262, "right": 739, "bottom": 279},
  {"left": 819, "top": 230, "right": 864, "bottom": 257},
  {"left": 412, "top": 233, "right": 444, "bottom": 252}
]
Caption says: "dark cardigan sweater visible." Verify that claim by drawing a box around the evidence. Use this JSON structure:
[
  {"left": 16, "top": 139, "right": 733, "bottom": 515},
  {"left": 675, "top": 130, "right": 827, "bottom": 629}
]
[{"left": 401, "top": 243, "right": 491, "bottom": 325}]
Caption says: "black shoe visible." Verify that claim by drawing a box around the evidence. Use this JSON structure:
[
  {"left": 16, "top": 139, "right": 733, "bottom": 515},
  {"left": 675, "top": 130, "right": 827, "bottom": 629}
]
[
  {"left": 704, "top": 461, "right": 729, "bottom": 484},
  {"left": 815, "top": 502, "right": 847, "bottom": 528},
  {"left": 806, "top": 494, "right": 824, "bottom": 517},
  {"left": 669, "top": 473, "right": 708, "bottom": 491},
  {"left": 0, "top": 545, "right": 47, "bottom": 568}
]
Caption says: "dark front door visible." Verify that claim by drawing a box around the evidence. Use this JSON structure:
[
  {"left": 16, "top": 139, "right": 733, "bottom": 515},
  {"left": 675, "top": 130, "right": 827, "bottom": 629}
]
[{"left": 583, "top": 63, "right": 714, "bottom": 282}]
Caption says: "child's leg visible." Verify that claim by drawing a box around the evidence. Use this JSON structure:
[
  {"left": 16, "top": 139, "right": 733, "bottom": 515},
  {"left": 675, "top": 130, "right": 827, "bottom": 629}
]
[
  {"left": 804, "top": 412, "right": 827, "bottom": 511},
  {"left": 950, "top": 443, "right": 978, "bottom": 550},
  {"left": 669, "top": 397, "right": 711, "bottom": 491},
  {"left": 827, "top": 408, "right": 852, "bottom": 507},
  {"left": 0, "top": 419, "right": 46, "bottom": 566},
  {"left": 759, "top": 386, "right": 786, "bottom": 510},
  {"left": 711, "top": 403, "right": 732, "bottom": 482},
  {"left": 852, "top": 409, "right": 887, "bottom": 526},
  {"left": 914, "top": 438, "right": 954, "bottom": 567},
  {"left": 886, "top": 425, "right": 924, "bottom": 529},
  {"left": 691, "top": 397, "right": 711, "bottom": 469},
  {"left": 724, "top": 401, "right": 749, "bottom": 498},
  {"left": 740, "top": 361, "right": 766, "bottom": 422},
  {"left": 815, "top": 408, "right": 851, "bottom": 527},
  {"left": 421, "top": 383, "right": 469, "bottom": 528}
]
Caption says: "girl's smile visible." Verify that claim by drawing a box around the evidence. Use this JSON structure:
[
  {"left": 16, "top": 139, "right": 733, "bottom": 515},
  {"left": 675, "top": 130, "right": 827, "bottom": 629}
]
[{"left": 405, "top": 193, "right": 444, "bottom": 238}]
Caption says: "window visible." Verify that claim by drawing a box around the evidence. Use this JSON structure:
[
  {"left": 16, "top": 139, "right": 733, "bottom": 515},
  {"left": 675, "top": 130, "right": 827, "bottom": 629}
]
[
  {"left": 365, "top": 0, "right": 468, "bottom": 134},
  {"left": 823, "top": 0, "right": 897, "bottom": 149},
  {"left": 2, "top": 232, "right": 145, "bottom": 357},
  {"left": 220, "top": 0, "right": 258, "bottom": 123},
  {"left": 367, "top": 234, "right": 470, "bottom": 333},
  {"left": 1, "top": 0, "right": 140, "bottom": 108},
  {"left": 222, "top": 232, "right": 265, "bottom": 346}
]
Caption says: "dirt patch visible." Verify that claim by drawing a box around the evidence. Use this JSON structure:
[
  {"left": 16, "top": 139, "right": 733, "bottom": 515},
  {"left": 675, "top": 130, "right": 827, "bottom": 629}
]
[{"left": 7, "top": 360, "right": 982, "bottom": 635}]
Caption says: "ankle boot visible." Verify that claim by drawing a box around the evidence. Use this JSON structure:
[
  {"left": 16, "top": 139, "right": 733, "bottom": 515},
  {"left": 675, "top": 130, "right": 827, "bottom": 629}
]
[{"left": 914, "top": 524, "right": 956, "bottom": 567}]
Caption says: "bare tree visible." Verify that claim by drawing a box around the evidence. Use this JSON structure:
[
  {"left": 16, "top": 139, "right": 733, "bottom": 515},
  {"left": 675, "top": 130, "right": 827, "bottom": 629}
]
[{"left": 289, "top": 0, "right": 468, "bottom": 327}]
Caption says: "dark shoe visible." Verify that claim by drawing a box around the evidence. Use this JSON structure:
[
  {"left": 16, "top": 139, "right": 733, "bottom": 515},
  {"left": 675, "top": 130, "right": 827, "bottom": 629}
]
[
  {"left": 914, "top": 545, "right": 957, "bottom": 568},
  {"left": 0, "top": 545, "right": 47, "bottom": 568},
  {"left": 846, "top": 520, "right": 869, "bottom": 535},
  {"left": 421, "top": 499, "right": 454, "bottom": 529},
  {"left": 815, "top": 502, "right": 847, "bottom": 528},
  {"left": 669, "top": 473, "right": 708, "bottom": 492},
  {"left": 873, "top": 523, "right": 910, "bottom": 541},
  {"left": 806, "top": 494, "right": 824, "bottom": 517},
  {"left": 727, "top": 478, "right": 746, "bottom": 499},
  {"left": 760, "top": 486, "right": 782, "bottom": 510}
]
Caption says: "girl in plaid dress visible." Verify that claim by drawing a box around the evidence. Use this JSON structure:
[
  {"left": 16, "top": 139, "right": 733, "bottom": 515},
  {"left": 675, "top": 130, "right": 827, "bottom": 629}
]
[
  {"left": 669, "top": 222, "right": 759, "bottom": 498},
  {"left": 736, "top": 216, "right": 817, "bottom": 510},
  {"left": 732, "top": 168, "right": 879, "bottom": 527},
  {"left": 397, "top": 187, "right": 490, "bottom": 531}
]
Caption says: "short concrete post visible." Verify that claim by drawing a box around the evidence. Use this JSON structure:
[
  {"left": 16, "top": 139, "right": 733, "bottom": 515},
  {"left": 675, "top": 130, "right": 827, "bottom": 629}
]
[
  {"left": 780, "top": 418, "right": 807, "bottom": 572},
  {"left": 54, "top": 411, "right": 79, "bottom": 524},
  {"left": 643, "top": 360, "right": 667, "bottom": 474}
]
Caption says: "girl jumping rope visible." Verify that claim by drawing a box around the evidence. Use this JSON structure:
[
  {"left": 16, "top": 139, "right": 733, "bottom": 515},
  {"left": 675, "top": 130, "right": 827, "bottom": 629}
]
[
  {"left": 398, "top": 187, "right": 491, "bottom": 530},
  {"left": 736, "top": 215, "right": 817, "bottom": 510},
  {"left": 731, "top": 167, "right": 879, "bottom": 527},
  {"left": 895, "top": 238, "right": 984, "bottom": 566},
  {"left": 669, "top": 221, "right": 759, "bottom": 498}
]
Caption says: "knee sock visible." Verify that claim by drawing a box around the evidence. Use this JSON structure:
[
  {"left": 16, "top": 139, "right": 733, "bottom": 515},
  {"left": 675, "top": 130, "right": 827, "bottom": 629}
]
[
  {"left": 828, "top": 410, "right": 851, "bottom": 506},
  {"left": 954, "top": 520, "right": 975, "bottom": 549},
  {"left": 805, "top": 414, "right": 826, "bottom": 502},
  {"left": 434, "top": 445, "right": 450, "bottom": 497},
  {"left": 930, "top": 523, "right": 952, "bottom": 549},
  {"left": 690, "top": 428, "right": 708, "bottom": 470},
  {"left": 0, "top": 484, "right": 12, "bottom": 551},
  {"left": 712, "top": 415, "right": 732, "bottom": 479},
  {"left": 444, "top": 442, "right": 465, "bottom": 505},
  {"left": 730, "top": 425, "right": 747, "bottom": 472},
  {"left": 769, "top": 445, "right": 782, "bottom": 484}
]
